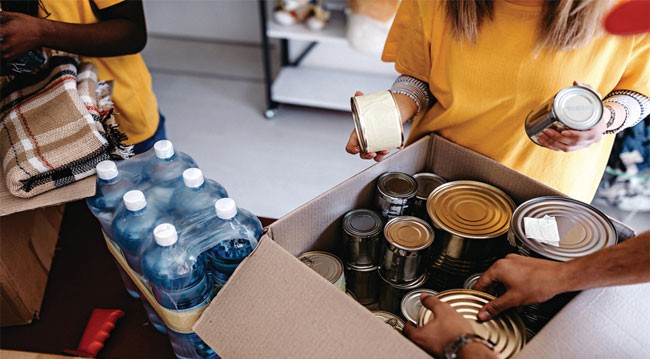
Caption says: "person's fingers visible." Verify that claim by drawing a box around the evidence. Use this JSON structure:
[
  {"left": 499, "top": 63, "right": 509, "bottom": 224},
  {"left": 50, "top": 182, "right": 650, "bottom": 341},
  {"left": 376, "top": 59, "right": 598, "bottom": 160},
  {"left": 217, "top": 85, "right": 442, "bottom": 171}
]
[
  {"left": 420, "top": 293, "right": 447, "bottom": 314},
  {"left": 354, "top": 91, "right": 364, "bottom": 97},
  {"left": 477, "top": 293, "right": 518, "bottom": 321},
  {"left": 536, "top": 133, "right": 562, "bottom": 151},
  {"left": 474, "top": 268, "right": 499, "bottom": 293},
  {"left": 345, "top": 130, "right": 361, "bottom": 154},
  {"left": 402, "top": 321, "right": 418, "bottom": 339},
  {"left": 573, "top": 80, "right": 602, "bottom": 98},
  {"left": 374, "top": 150, "right": 390, "bottom": 162},
  {"left": 542, "top": 129, "right": 575, "bottom": 147},
  {"left": 360, "top": 151, "right": 376, "bottom": 160}
]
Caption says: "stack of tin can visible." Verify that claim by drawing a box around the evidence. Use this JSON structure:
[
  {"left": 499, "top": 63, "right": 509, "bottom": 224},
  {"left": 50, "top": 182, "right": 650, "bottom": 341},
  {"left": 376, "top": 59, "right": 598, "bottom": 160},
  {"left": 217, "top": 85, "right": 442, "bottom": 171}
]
[
  {"left": 410, "top": 173, "right": 447, "bottom": 220},
  {"left": 508, "top": 196, "right": 618, "bottom": 338},
  {"left": 342, "top": 209, "right": 384, "bottom": 305},
  {"left": 417, "top": 290, "right": 527, "bottom": 359},
  {"left": 377, "top": 216, "right": 435, "bottom": 313},
  {"left": 426, "top": 181, "right": 516, "bottom": 291}
]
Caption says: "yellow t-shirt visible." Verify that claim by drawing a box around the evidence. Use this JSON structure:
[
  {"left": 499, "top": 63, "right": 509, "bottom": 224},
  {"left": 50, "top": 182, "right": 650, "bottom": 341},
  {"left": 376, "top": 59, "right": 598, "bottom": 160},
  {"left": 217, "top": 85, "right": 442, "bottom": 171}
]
[
  {"left": 383, "top": 0, "right": 650, "bottom": 202},
  {"left": 39, "top": 0, "right": 159, "bottom": 144}
]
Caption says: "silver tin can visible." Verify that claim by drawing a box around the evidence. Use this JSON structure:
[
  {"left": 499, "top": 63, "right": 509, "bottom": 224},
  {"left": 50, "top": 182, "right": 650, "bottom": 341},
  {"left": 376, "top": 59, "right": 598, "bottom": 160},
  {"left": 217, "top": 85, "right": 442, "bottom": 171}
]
[
  {"left": 375, "top": 172, "right": 418, "bottom": 220},
  {"left": 377, "top": 270, "right": 428, "bottom": 315},
  {"left": 525, "top": 86, "right": 603, "bottom": 146},
  {"left": 351, "top": 91, "right": 405, "bottom": 154},
  {"left": 345, "top": 264, "right": 379, "bottom": 305},
  {"left": 509, "top": 196, "right": 617, "bottom": 262},
  {"left": 400, "top": 288, "right": 439, "bottom": 325},
  {"left": 373, "top": 311, "right": 405, "bottom": 333},
  {"left": 342, "top": 209, "right": 383, "bottom": 267},
  {"left": 410, "top": 173, "right": 446, "bottom": 220},
  {"left": 380, "top": 216, "right": 434, "bottom": 283},
  {"left": 297, "top": 251, "right": 346, "bottom": 292}
]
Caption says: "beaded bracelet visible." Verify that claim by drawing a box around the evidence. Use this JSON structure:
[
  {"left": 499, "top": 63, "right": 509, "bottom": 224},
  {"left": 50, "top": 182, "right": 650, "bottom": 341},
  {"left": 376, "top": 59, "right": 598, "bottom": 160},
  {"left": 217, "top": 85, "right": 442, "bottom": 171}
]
[{"left": 389, "top": 75, "right": 434, "bottom": 119}]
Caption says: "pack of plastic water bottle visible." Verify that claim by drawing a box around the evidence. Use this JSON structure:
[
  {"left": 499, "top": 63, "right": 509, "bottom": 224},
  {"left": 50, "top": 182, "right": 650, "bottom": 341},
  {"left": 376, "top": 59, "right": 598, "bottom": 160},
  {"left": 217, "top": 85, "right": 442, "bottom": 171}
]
[{"left": 87, "top": 140, "right": 262, "bottom": 359}]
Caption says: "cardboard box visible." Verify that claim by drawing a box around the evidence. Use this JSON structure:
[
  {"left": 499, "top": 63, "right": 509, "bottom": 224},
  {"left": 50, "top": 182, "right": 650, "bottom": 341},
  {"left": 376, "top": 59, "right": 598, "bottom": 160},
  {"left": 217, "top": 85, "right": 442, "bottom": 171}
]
[
  {"left": 194, "top": 135, "right": 641, "bottom": 358},
  {"left": 0, "top": 349, "right": 82, "bottom": 359},
  {"left": 0, "top": 172, "right": 94, "bottom": 326},
  {"left": 0, "top": 206, "right": 64, "bottom": 326}
]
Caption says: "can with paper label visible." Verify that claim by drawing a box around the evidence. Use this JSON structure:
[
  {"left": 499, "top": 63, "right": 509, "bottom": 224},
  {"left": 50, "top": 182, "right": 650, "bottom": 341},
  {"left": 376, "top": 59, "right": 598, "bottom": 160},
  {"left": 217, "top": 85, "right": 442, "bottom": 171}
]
[{"left": 351, "top": 91, "right": 404, "bottom": 153}]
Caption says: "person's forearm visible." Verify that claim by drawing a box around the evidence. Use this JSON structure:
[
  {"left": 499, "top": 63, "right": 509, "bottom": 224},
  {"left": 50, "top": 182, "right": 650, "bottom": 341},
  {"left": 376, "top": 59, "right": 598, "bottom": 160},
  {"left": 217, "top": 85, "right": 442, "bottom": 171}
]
[
  {"left": 393, "top": 93, "right": 418, "bottom": 124},
  {"left": 38, "top": 19, "right": 146, "bottom": 57},
  {"left": 559, "top": 231, "right": 650, "bottom": 293}
]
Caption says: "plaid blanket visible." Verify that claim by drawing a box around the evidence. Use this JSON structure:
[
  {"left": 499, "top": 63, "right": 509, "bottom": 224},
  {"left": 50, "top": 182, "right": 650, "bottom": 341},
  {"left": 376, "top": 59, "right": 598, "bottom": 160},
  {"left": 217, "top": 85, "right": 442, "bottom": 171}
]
[{"left": 0, "top": 56, "right": 129, "bottom": 198}]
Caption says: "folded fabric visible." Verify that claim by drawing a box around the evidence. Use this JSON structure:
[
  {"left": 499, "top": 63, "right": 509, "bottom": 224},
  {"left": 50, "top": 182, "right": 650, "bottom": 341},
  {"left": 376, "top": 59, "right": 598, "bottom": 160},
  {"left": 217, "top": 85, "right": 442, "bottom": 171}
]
[{"left": 0, "top": 56, "right": 129, "bottom": 198}]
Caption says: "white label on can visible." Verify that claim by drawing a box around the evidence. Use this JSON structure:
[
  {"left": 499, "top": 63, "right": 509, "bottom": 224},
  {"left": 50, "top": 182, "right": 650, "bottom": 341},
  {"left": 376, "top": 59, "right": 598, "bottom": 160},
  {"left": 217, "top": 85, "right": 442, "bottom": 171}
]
[{"left": 524, "top": 215, "right": 560, "bottom": 247}]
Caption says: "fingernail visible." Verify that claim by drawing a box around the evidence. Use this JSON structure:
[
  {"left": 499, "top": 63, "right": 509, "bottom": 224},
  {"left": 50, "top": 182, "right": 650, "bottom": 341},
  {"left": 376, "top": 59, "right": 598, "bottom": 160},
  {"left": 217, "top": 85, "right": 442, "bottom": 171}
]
[{"left": 478, "top": 311, "right": 490, "bottom": 321}]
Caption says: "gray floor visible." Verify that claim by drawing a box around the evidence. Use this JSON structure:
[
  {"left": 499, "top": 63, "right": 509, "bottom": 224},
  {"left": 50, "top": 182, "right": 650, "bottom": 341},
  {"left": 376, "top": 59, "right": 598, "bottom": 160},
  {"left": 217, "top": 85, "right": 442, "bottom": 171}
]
[{"left": 142, "top": 36, "right": 649, "bottom": 233}]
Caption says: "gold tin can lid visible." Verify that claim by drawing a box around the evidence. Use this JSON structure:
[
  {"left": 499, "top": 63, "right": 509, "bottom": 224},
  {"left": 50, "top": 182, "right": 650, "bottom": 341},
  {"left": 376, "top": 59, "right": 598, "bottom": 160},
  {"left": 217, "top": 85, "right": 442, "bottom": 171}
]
[
  {"left": 373, "top": 310, "right": 405, "bottom": 332},
  {"left": 427, "top": 181, "right": 515, "bottom": 238},
  {"left": 401, "top": 288, "right": 439, "bottom": 325},
  {"left": 343, "top": 209, "right": 383, "bottom": 238},
  {"left": 554, "top": 86, "right": 603, "bottom": 130},
  {"left": 413, "top": 173, "right": 447, "bottom": 200},
  {"left": 384, "top": 216, "right": 434, "bottom": 251},
  {"left": 377, "top": 172, "right": 418, "bottom": 199},
  {"left": 511, "top": 196, "right": 617, "bottom": 261},
  {"left": 298, "top": 251, "right": 344, "bottom": 286},
  {"left": 417, "top": 289, "right": 526, "bottom": 359}
]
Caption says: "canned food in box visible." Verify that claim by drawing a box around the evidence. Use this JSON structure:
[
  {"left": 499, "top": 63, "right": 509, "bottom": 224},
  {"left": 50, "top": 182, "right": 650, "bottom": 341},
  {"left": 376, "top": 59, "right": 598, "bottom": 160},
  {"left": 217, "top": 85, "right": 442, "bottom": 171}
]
[
  {"left": 342, "top": 209, "right": 383, "bottom": 267},
  {"left": 380, "top": 216, "right": 434, "bottom": 283},
  {"left": 417, "top": 289, "right": 526, "bottom": 359},
  {"left": 375, "top": 172, "right": 418, "bottom": 220},
  {"left": 345, "top": 264, "right": 379, "bottom": 305},
  {"left": 297, "top": 251, "right": 346, "bottom": 292}
]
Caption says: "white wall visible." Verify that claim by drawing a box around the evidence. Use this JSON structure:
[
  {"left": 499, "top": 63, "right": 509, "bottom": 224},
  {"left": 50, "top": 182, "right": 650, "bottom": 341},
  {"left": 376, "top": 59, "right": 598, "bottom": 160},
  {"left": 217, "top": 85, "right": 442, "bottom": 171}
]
[{"left": 143, "top": 0, "right": 262, "bottom": 43}]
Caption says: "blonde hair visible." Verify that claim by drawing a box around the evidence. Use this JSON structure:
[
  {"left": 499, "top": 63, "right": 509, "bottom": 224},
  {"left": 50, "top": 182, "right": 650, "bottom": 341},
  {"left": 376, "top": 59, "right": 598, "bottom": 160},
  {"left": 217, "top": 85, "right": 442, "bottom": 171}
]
[{"left": 445, "top": 0, "right": 615, "bottom": 51}]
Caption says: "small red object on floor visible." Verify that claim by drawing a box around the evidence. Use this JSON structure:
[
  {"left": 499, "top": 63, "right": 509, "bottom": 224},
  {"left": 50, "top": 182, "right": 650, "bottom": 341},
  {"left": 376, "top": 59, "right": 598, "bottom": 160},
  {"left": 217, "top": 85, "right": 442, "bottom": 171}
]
[{"left": 64, "top": 308, "right": 125, "bottom": 358}]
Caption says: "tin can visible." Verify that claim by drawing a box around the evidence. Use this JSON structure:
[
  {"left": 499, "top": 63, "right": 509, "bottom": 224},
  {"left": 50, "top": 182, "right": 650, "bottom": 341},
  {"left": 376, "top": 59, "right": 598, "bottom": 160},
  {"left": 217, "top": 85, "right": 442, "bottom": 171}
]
[
  {"left": 351, "top": 91, "right": 405, "bottom": 153},
  {"left": 342, "top": 209, "right": 383, "bottom": 267},
  {"left": 426, "top": 181, "right": 516, "bottom": 291},
  {"left": 463, "top": 273, "right": 505, "bottom": 297},
  {"left": 525, "top": 86, "right": 603, "bottom": 146},
  {"left": 297, "top": 251, "right": 346, "bottom": 292},
  {"left": 373, "top": 311, "right": 405, "bottom": 333},
  {"left": 346, "top": 290, "right": 358, "bottom": 301},
  {"left": 375, "top": 172, "right": 418, "bottom": 220},
  {"left": 400, "top": 288, "right": 438, "bottom": 325},
  {"left": 410, "top": 173, "right": 446, "bottom": 220},
  {"left": 417, "top": 289, "right": 526, "bottom": 359},
  {"left": 508, "top": 196, "right": 617, "bottom": 262},
  {"left": 380, "top": 216, "right": 434, "bottom": 283},
  {"left": 345, "top": 264, "right": 379, "bottom": 305},
  {"left": 377, "top": 270, "right": 428, "bottom": 314}
]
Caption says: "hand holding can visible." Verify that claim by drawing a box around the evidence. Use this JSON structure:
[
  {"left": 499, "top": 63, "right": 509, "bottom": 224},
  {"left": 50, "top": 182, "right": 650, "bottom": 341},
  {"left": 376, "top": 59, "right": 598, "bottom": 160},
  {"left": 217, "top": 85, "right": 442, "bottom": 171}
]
[{"left": 347, "top": 91, "right": 405, "bottom": 161}]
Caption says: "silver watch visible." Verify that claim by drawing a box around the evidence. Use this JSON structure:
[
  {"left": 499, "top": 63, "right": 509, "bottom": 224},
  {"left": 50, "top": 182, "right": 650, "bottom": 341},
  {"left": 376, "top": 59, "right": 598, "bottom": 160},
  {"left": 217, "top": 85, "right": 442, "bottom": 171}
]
[{"left": 444, "top": 333, "right": 494, "bottom": 359}]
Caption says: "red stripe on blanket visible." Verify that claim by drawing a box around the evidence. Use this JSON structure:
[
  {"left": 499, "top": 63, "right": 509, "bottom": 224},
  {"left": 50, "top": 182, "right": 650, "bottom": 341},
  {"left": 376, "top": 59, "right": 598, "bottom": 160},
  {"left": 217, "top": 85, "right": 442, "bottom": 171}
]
[
  {"left": 16, "top": 91, "right": 55, "bottom": 171},
  {"left": 41, "top": 74, "right": 77, "bottom": 94}
]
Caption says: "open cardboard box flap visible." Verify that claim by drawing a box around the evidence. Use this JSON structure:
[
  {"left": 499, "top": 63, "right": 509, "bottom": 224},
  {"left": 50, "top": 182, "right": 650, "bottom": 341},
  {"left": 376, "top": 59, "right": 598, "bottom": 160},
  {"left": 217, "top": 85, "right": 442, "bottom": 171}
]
[{"left": 194, "top": 135, "right": 637, "bottom": 358}]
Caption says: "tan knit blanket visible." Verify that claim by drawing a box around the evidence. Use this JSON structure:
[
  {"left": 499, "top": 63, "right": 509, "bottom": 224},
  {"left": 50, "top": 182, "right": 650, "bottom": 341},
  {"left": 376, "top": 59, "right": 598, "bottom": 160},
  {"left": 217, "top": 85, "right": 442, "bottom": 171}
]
[{"left": 0, "top": 56, "right": 128, "bottom": 198}]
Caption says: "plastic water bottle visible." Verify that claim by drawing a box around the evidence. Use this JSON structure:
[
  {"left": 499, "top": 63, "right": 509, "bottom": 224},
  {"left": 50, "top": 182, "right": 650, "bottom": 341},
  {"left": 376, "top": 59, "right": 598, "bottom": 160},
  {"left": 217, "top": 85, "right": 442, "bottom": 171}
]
[
  {"left": 111, "top": 190, "right": 167, "bottom": 333},
  {"left": 144, "top": 140, "right": 198, "bottom": 209},
  {"left": 170, "top": 168, "right": 228, "bottom": 227},
  {"left": 204, "top": 198, "right": 263, "bottom": 287},
  {"left": 86, "top": 161, "right": 141, "bottom": 299},
  {"left": 87, "top": 161, "right": 140, "bottom": 238},
  {"left": 142, "top": 223, "right": 217, "bottom": 359}
]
